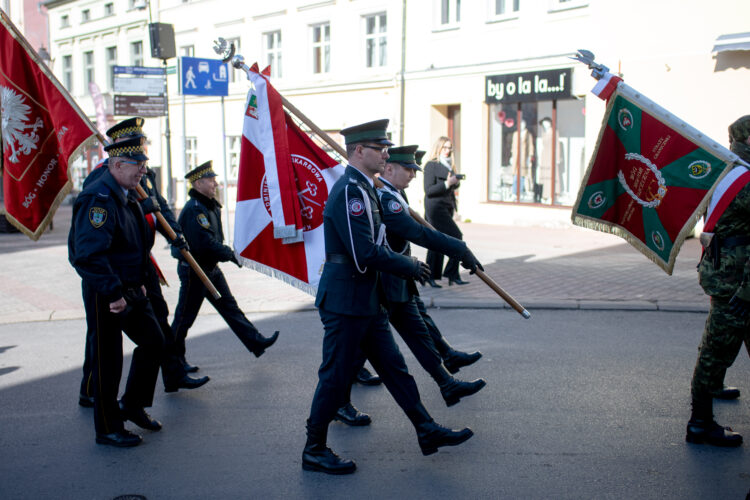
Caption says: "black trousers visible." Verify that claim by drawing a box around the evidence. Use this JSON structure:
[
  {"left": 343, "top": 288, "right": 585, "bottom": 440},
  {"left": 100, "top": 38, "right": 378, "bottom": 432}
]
[
  {"left": 80, "top": 265, "right": 184, "bottom": 396},
  {"left": 413, "top": 295, "right": 452, "bottom": 358},
  {"left": 387, "top": 298, "right": 444, "bottom": 378},
  {"left": 171, "top": 262, "right": 263, "bottom": 357},
  {"left": 425, "top": 205, "right": 462, "bottom": 280},
  {"left": 308, "top": 306, "right": 422, "bottom": 429},
  {"left": 85, "top": 283, "right": 164, "bottom": 434}
]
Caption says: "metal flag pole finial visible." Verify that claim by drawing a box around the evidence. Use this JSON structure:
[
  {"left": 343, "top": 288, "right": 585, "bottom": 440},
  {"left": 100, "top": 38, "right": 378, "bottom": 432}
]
[{"left": 570, "top": 49, "right": 609, "bottom": 80}]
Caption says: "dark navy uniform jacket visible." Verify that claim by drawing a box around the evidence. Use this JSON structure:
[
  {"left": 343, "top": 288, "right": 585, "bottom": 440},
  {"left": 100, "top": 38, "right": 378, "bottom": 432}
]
[
  {"left": 173, "top": 188, "right": 234, "bottom": 270},
  {"left": 378, "top": 177, "right": 467, "bottom": 304},
  {"left": 68, "top": 168, "right": 151, "bottom": 303},
  {"left": 83, "top": 162, "right": 181, "bottom": 248},
  {"left": 315, "top": 165, "right": 419, "bottom": 316}
]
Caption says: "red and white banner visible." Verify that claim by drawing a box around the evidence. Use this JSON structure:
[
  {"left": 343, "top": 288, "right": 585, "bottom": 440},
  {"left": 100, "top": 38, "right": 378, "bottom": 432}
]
[
  {"left": 235, "top": 84, "right": 343, "bottom": 293},
  {"left": 241, "top": 63, "right": 303, "bottom": 242},
  {"left": 0, "top": 12, "right": 97, "bottom": 240},
  {"left": 591, "top": 72, "right": 623, "bottom": 101}
]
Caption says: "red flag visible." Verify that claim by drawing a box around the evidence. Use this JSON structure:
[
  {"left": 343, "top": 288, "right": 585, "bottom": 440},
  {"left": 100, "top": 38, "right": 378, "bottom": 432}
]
[
  {"left": 234, "top": 109, "right": 343, "bottom": 294},
  {"left": 0, "top": 12, "right": 97, "bottom": 240}
]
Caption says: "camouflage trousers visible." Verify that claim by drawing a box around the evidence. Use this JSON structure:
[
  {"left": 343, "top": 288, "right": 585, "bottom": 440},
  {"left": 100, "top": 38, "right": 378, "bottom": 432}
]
[{"left": 691, "top": 296, "right": 750, "bottom": 398}]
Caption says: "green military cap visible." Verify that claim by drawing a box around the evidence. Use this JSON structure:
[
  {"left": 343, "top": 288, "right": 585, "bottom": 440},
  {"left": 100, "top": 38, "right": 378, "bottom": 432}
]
[
  {"left": 387, "top": 145, "right": 421, "bottom": 171},
  {"left": 340, "top": 119, "right": 394, "bottom": 146},
  {"left": 415, "top": 149, "right": 426, "bottom": 166},
  {"left": 103, "top": 136, "right": 148, "bottom": 161},
  {"left": 106, "top": 117, "right": 146, "bottom": 141},
  {"left": 185, "top": 160, "right": 217, "bottom": 183},
  {"left": 729, "top": 115, "right": 750, "bottom": 144}
]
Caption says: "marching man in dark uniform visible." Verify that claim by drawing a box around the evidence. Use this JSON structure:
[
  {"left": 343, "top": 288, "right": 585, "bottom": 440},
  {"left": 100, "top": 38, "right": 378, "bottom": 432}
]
[
  {"left": 171, "top": 161, "right": 279, "bottom": 367},
  {"left": 69, "top": 137, "right": 166, "bottom": 447},
  {"left": 302, "top": 120, "right": 474, "bottom": 475},
  {"left": 335, "top": 145, "right": 486, "bottom": 426},
  {"left": 687, "top": 115, "right": 750, "bottom": 447},
  {"left": 78, "top": 118, "right": 208, "bottom": 407}
]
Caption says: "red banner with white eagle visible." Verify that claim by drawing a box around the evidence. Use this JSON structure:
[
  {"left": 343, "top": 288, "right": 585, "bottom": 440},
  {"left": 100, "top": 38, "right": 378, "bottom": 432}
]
[
  {"left": 0, "top": 12, "right": 97, "bottom": 239},
  {"left": 234, "top": 79, "right": 343, "bottom": 294}
]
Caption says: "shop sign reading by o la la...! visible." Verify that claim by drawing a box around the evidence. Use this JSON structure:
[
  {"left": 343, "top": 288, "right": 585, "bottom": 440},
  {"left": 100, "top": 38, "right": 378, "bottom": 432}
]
[{"left": 485, "top": 68, "right": 573, "bottom": 103}]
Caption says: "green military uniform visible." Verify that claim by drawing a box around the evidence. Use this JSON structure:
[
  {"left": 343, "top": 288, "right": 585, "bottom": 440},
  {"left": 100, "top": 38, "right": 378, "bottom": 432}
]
[{"left": 687, "top": 115, "right": 750, "bottom": 447}]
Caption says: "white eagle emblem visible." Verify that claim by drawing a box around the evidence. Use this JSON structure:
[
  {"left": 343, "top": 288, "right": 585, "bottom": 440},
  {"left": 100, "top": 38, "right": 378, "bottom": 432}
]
[{"left": 1, "top": 86, "right": 44, "bottom": 164}]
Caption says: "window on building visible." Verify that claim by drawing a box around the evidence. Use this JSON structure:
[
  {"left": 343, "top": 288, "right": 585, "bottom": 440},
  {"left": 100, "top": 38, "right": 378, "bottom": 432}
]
[
  {"left": 81, "top": 9, "right": 90, "bottom": 22},
  {"left": 104, "top": 3, "right": 114, "bottom": 16},
  {"left": 128, "top": 0, "right": 137, "bottom": 9},
  {"left": 549, "top": 0, "right": 588, "bottom": 10},
  {"left": 61, "top": 14, "right": 70, "bottom": 28},
  {"left": 364, "top": 13, "right": 386, "bottom": 68},
  {"left": 185, "top": 137, "right": 199, "bottom": 171},
  {"left": 62, "top": 55, "right": 73, "bottom": 91},
  {"left": 106, "top": 46, "right": 117, "bottom": 90},
  {"left": 83, "top": 50, "right": 95, "bottom": 88},
  {"left": 494, "top": 0, "right": 519, "bottom": 15},
  {"left": 223, "top": 38, "right": 241, "bottom": 82},
  {"left": 263, "top": 32, "right": 282, "bottom": 79},
  {"left": 487, "top": 99, "right": 585, "bottom": 206},
  {"left": 437, "top": 0, "right": 461, "bottom": 27},
  {"left": 180, "top": 45, "right": 194, "bottom": 57},
  {"left": 130, "top": 41, "right": 143, "bottom": 66},
  {"left": 311, "top": 23, "right": 330, "bottom": 74},
  {"left": 227, "top": 136, "right": 241, "bottom": 179}
]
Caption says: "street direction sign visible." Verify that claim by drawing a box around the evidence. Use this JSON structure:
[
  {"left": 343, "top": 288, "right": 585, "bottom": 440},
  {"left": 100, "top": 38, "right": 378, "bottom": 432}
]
[
  {"left": 113, "top": 65, "right": 166, "bottom": 96},
  {"left": 180, "top": 56, "right": 228, "bottom": 96},
  {"left": 114, "top": 94, "right": 167, "bottom": 117}
]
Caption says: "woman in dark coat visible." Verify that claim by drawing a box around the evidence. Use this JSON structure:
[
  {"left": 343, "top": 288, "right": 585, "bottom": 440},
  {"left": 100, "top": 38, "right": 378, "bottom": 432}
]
[{"left": 422, "top": 136, "right": 467, "bottom": 287}]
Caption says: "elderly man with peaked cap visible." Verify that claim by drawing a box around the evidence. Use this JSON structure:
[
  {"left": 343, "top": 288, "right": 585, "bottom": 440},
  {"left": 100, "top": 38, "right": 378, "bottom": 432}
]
[
  {"left": 170, "top": 161, "right": 279, "bottom": 369},
  {"left": 69, "top": 136, "right": 168, "bottom": 447},
  {"left": 302, "top": 120, "right": 474, "bottom": 475},
  {"left": 687, "top": 115, "right": 750, "bottom": 448}
]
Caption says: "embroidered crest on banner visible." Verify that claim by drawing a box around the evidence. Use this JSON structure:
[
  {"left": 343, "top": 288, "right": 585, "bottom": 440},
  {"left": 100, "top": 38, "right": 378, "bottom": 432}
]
[
  {"left": 388, "top": 200, "right": 403, "bottom": 213},
  {"left": 348, "top": 198, "right": 365, "bottom": 216},
  {"left": 587, "top": 191, "right": 606, "bottom": 209},
  {"left": 89, "top": 207, "right": 107, "bottom": 228},
  {"left": 197, "top": 213, "right": 211, "bottom": 228}
]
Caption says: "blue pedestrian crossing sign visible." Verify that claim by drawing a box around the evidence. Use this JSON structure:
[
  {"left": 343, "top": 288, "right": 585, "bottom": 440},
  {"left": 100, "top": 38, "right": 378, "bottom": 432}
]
[{"left": 180, "top": 56, "right": 228, "bottom": 96}]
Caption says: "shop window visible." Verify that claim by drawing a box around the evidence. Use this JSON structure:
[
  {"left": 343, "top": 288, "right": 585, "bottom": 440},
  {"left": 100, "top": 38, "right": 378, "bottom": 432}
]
[{"left": 488, "top": 99, "right": 585, "bottom": 206}]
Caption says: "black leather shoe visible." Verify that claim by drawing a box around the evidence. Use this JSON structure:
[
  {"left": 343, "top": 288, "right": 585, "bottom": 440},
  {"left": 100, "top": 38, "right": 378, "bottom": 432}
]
[
  {"left": 334, "top": 403, "right": 372, "bottom": 426},
  {"left": 712, "top": 385, "right": 741, "bottom": 400},
  {"left": 440, "top": 378, "right": 487, "bottom": 407},
  {"left": 119, "top": 402, "right": 162, "bottom": 431},
  {"left": 448, "top": 277, "right": 469, "bottom": 286},
  {"left": 164, "top": 374, "right": 210, "bottom": 393},
  {"left": 355, "top": 367, "right": 382, "bottom": 386},
  {"left": 252, "top": 331, "right": 279, "bottom": 358},
  {"left": 181, "top": 356, "right": 199, "bottom": 373},
  {"left": 443, "top": 350, "right": 482, "bottom": 374},
  {"left": 686, "top": 419, "right": 743, "bottom": 447},
  {"left": 426, "top": 279, "right": 442, "bottom": 288},
  {"left": 302, "top": 445, "right": 356, "bottom": 474},
  {"left": 78, "top": 394, "right": 94, "bottom": 408},
  {"left": 416, "top": 421, "right": 474, "bottom": 455},
  {"left": 96, "top": 430, "right": 142, "bottom": 447}
]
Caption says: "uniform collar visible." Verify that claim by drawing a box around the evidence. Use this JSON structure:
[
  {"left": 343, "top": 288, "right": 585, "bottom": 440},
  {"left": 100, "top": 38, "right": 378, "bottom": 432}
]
[
  {"left": 100, "top": 168, "right": 129, "bottom": 205},
  {"left": 189, "top": 187, "right": 222, "bottom": 208},
  {"left": 378, "top": 177, "right": 397, "bottom": 191},
  {"left": 347, "top": 164, "right": 374, "bottom": 188}
]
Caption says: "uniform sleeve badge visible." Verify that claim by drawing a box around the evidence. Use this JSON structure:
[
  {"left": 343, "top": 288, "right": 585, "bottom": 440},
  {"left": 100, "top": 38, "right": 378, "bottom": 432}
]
[
  {"left": 348, "top": 198, "right": 365, "bottom": 216},
  {"left": 197, "top": 213, "right": 211, "bottom": 229},
  {"left": 388, "top": 200, "right": 403, "bottom": 213},
  {"left": 89, "top": 207, "right": 107, "bottom": 228}
]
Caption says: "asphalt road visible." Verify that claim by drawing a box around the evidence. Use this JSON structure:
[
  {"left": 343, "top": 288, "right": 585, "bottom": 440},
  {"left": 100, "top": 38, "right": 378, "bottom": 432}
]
[{"left": 1, "top": 308, "right": 749, "bottom": 499}]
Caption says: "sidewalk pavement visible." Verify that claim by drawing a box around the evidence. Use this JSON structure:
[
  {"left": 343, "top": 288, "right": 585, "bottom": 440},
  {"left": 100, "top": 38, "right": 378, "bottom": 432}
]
[{"left": 0, "top": 203, "right": 709, "bottom": 325}]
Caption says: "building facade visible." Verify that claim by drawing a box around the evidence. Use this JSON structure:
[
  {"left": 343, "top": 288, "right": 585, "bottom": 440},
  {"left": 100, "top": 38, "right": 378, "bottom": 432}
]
[{"left": 42, "top": 0, "right": 750, "bottom": 226}]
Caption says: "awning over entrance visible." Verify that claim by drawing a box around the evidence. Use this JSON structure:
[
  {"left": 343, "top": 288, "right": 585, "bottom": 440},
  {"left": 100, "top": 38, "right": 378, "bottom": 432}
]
[{"left": 712, "top": 32, "right": 750, "bottom": 53}]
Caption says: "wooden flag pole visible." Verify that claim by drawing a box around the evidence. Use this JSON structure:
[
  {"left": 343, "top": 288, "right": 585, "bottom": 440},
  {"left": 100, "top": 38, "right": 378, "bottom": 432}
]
[{"left": 280, "top": 94, "right": 530, "bottom": 318}]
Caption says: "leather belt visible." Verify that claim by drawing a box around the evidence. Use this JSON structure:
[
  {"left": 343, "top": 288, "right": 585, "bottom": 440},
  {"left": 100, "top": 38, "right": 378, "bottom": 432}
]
[{"left": 326, "top": 253, "right": 351, "bottom": 264}]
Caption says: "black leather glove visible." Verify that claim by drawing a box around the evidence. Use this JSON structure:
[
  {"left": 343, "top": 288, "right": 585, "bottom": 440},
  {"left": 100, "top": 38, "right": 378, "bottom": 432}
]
[
  {"left": 412, "top": 258, "right": 431, "bottom": 285},
  {"left": 729, "top": 294, "right": 750, "bottom": 320},
  {"left": 171, "top": 234, "right": 189, "bottom": 252},
  {"left": 460, "top": 248, "right": 484, "bottom": 275},
  {"left": 230, "top": 253, "right": 242, "bottom": 268},
  {"left": 139, "top": 195, "right": 160, "bottom": 214}
]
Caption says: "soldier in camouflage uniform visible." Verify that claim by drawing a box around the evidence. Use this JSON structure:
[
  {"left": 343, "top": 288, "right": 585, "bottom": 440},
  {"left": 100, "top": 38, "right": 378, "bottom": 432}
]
[{"left": 687, "top": 115, "right": 750, "bottom": 447}]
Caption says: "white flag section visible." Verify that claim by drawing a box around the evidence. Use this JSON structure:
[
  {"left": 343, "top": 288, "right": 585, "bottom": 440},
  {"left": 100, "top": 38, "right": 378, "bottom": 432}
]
[
  {"left": 241, "top": 63, "right": 302, "bottom": 241},
  {"left": 235, "top": 86, "right": 344, "bottom": 294}
]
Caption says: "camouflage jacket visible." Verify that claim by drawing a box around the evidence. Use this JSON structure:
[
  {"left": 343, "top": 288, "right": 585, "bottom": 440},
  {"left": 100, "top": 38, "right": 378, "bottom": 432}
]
[{"left": 699, "top": 179, "right": 750, "bottom": 299}]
